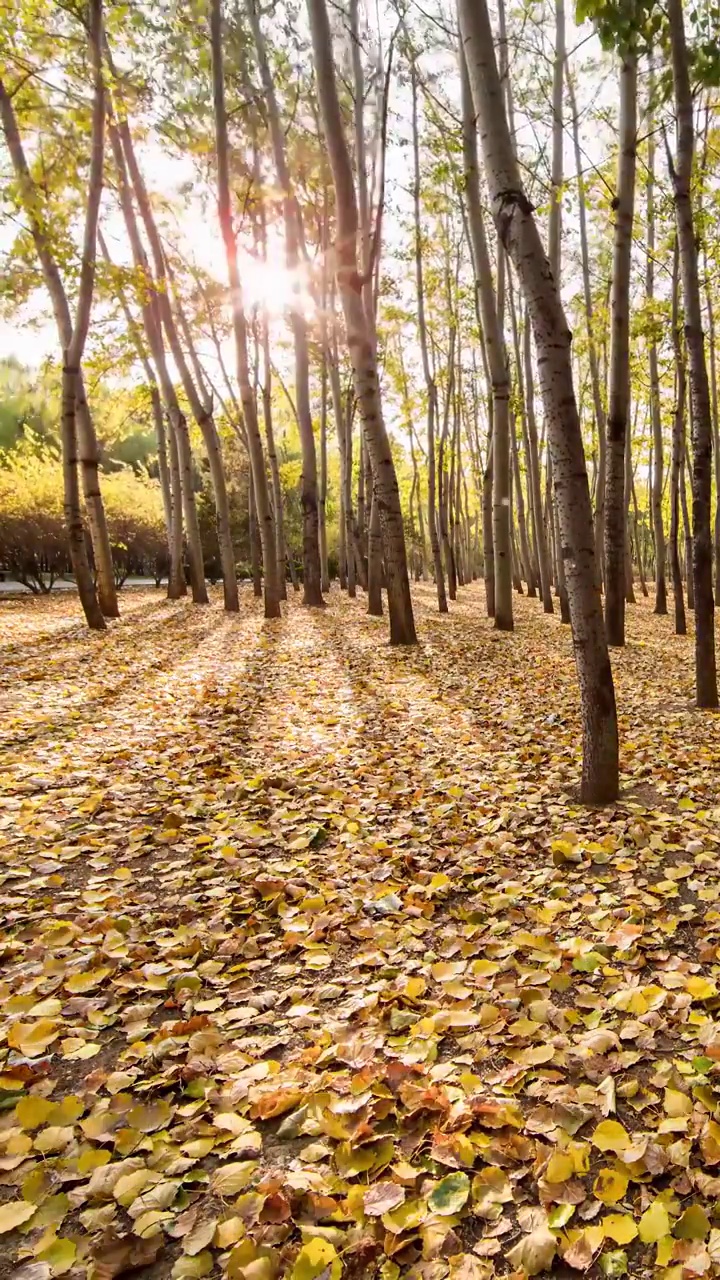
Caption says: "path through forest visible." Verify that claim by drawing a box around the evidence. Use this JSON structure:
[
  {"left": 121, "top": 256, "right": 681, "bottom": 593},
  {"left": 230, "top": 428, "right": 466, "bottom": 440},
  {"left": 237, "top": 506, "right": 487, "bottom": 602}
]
[{"left": 2, "top": 587, "right": 720, "bottom": 1278}]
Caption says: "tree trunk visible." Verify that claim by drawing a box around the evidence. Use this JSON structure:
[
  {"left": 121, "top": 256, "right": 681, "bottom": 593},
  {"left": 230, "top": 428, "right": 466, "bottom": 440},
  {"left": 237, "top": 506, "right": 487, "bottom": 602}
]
[
  {"left": 259, "top": 320, "right": 288, "bottom": 601},
  {"left": 460, "top": 51, "right": 512, "bottom": 628},
  {"left": 412, "top": 61, "right": 447, "bottom": 614},
  {"left": 567, "top": 71, "right": 606, "bottom": 587},
  {"left": 482, "top": 428, "right": 496, "bottom": 616},
  {"left": 682, "top": 443, "right": 694, "bottom": 609},
  {"left": 646, "top": 63, "right": 666, "bottom": 615},
  {"left": 62, "top": 366, "right": 105, "bottom": 630},
  {"left": 210, "top": 0, "right": 280, "bottom": 618},
  {"left": 668, "top": 0, "right": 717, "bottom": 706},
  {"left": 248, "top": 469, "right": 262, "bottom": 598},
  {"left": 319, "top": 345, "right": 330, "bottom": 594},
  {"left": 624, "top": 421, "right": 636, "bottom": 603},
  {"left": 511, "top": 408, "right": 534, "bottom": 594},
  {"left": 367, "top": 491, "right": 383, "bottom": 615},
  {"left": 523, "top": 313, "right": 554, "bottom": 611},
  {"left": 59, "top": 0, "right": 108, "bottom": 630},
  {"left": 308, "top": 0, "right": 415, "bottom": 644},
  {"left": 105, "top": 109, "right": 207, "bottom": 604},
  {"left": 246, "top": 0, "right": 323, "bottom": 607},
  {"left": 0, "top": 62, "right": 118, "bottom": 622},
  {"left": 74, "top": 380, "right": 120, "bottom": 617},
  {"left": 604, "top": 52, "right": 637, "bottom": 648},
  {"left": 459, "top": 0, "right": 618, "bottom": 803},
  {"left": 99, "top": 238, "right": 184, "bottom": 599},
  {"left": 328, "top": 327, "right": 356, "bottom": 597},
  {"left": 671, "top": 240, "right": 687, "bottom": 635}
]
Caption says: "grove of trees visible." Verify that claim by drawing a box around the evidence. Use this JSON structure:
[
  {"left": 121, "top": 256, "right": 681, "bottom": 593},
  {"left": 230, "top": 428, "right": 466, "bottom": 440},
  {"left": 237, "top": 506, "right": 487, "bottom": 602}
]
[{"left": 2, "top": 0, "right": 720, "bottom": 803}]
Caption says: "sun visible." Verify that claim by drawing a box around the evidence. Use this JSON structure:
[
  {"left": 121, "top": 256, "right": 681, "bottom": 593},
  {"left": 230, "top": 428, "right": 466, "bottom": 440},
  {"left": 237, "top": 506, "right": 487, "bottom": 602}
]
[{"left": 190, "top": 220, "right": 315, "bottom": 320}]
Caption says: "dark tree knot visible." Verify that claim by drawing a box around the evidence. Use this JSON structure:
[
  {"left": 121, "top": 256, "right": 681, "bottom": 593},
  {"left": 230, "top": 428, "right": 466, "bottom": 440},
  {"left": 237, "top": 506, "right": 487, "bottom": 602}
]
[{"left": 495, "top": 189, "right": 536, "bottom": 246}]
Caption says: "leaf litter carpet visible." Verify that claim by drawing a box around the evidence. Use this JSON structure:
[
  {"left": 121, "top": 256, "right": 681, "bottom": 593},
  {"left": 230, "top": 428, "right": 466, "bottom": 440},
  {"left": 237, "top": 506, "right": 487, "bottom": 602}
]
[{"left": 1, "top": 584, "right": 720, "bottom": 1280}]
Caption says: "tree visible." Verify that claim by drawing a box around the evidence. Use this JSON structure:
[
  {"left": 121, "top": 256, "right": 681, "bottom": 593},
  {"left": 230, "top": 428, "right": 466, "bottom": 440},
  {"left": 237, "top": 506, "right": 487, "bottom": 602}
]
[
  {"left": 460, "top": 49, "right": 512, "bottom": 630},
  {"left": 458, "top": 0, "right": 619, "bottom": 801},
  {"left": 209, "top": 0, "right": 281, "bottom": 620},
  {"left": 604, "top": 51, "right": 637, "bottom": 647},
  {"left": 307, "top": 0, "right": 417, "bottom": 646},
  {"left": 245, "top": 0, "right": 324, "bottom": 608},
  {"left": 666, "top": 0, "right": 718, "bottom": 707},
  {"left": 0, "top": 14, "right": 118, "bottom": 623}
]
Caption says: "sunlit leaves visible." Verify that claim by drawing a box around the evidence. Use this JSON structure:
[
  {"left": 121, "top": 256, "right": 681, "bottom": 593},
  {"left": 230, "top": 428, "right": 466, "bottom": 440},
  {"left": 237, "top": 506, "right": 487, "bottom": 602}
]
[{"left": 3, "top": 587, "right": 720, "bottom": 1280}]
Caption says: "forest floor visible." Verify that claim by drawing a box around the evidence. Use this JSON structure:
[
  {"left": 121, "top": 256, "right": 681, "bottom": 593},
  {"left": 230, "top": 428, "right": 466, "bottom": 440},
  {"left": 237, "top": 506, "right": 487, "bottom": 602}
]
[{"left": 2, "top": 583, "right": 720, "bottom": 1280}]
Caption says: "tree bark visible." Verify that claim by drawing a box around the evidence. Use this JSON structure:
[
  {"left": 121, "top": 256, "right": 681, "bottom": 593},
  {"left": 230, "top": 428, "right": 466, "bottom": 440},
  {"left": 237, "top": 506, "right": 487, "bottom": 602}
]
[
  {"left": 246, "top": 0, "right": 323, "bottom": 606},
  {"left": 624, "top": 419, "right": 636, "bottom": 603},
  {"left": 460, "top": 50, "right": 512, "bottom": 628},
  {"left": 523, "top": 313, "right": 554, "bottom": 611},
  {"left": 646, "top": 62, "right": 666, "bottom": 614},
  {"left": 668, "top": 0, "right": 717, "bottom": 706},
  {"left": 412, "top": 59, "right": 447, "bottom": 614},
  {"left": 671, "top": 240, "right": 687, "bottom": 635},
  {"left": 308, "top": 0, "right": 416, "bottom": 644},
  {"left": 105, "top": 106, "right": 207, "bottom": 604},
  {"left": 459, "top": 0, "right": 618, "bottom": 803},
  {"left": 567, "top": 71, "right": 606, "bottom": 586},
  {"left": 604, "top": 53, "right": 637, "bottom": 648},
  {"left": 682, "top": 442, "right": 695, "bottom": 609},
  {"left": 0, "top": 55, "right": 118, "bottom": 622},
  {"left": 209, "top": 0, "right": 280, "bottom": 618}
]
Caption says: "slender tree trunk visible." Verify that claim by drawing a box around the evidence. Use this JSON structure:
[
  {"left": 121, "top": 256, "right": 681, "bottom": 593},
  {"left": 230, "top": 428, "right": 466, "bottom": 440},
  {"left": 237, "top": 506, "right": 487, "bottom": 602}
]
[
  {"left": 248, "top": 469, "right": 262, "bottom": 597},
  {"left": 100, "top": 246, "right": 182, "bottom": 597},
  {"left": 568, "top": 71, "right": 606, "bottom": 586},
  {"left": 511, "top": 409, "right": 534, "bottom": 594},
  {"left": 438, "top": 322, "right": 458, "bottom": 602},
  {"left": 631, "top": 475, "right": 648, "bottom": 597},
  {"left": 682, "top": 442, "right": 695, "bottom": 608},
  {"left": 624, "top": 421, "right": 636, "bottom": 603},
  {"left": 165, "top": 406, "right": 186, "bottom": 598},
  {"left": 246, "top": 0, "right": 323, "bottom": 606},
  {"left": 668, "top": 0, "right": 717, "bottom": 705},
  {"left": 59, "top": 0, "right": 108, "bottom": 629},
  {"left": 210, "top": 0, "right": 280, "bottom": 618},
  {"left": 523, "top": 314, "right": 554, "bottom": 611},
  {"left": 646, "top": 64, "right": 666, "bottom": 614},
  {"left": 706, "top": 282, "right": 720, "bottom": 605},
  {"left": 260, "top": 321, "right": 287, "bottom": 601},
  {"left": 117, "top": 133, "right": 236, "bottom": 610},
  {"left": 412, "top": 61, "right": 447, "bottom": 614},
  {"left": 328, "top": 324, "right": 355, "bottom": 596},
  {"left": 319, "top": 347, "right": 330, "bottom": 594},
  {"left": 482, "top": 428, "right": 496, "bottom": 615},
  {"left": 604, "top": 52, "right": 637, "bottom": 647},
  {"left": 0, "top": 62, "right": 118, "bottom": 622},
  {"left": 546, "top": 0, "right": 570, "bottom": 626},
  {"left": 305, "top": 0, "right": 418, "bottom": 646},
  {"left": 62, "top": 367, "right": 105, "bottom": 629},
  {"left": 671, "top": 240, "right": 687, "bottom": 635},
  {"left": 367, "top": 491, "right": 383, "bottom": 615},
  {"left": 460, "top": 51, "right": 512, "bottom": 628},
  {"left": 105, "top": 108, "right": 206, "bottom": 603},
  {"left": 459, "top": 0, "right": 618, "bottom": 802}
]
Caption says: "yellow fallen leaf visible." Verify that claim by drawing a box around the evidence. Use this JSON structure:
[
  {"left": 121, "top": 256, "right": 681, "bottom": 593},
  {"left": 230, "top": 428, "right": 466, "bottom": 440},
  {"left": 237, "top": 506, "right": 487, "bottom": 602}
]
[
  {"left": 64, "top": 967, "right": 111, "bottom": 994},
  {"left": 602, "top": 1214, "right": 638, "bottom": 1245},
  {"left": 591, "top": 1120, "right": 631, "bottom": 1153},
  {"left": 546, "top": 1152, "right": 575, "bottom": 1183},
  {"left": 0, "top": 1200, "right": 37, "bottom": 1233},
  {"left": 593, "top": 1168, "right": 629, "bottom": 1205},
  {"left": 638, "top": 1199, "right": 671, "bottom": 1243}
]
